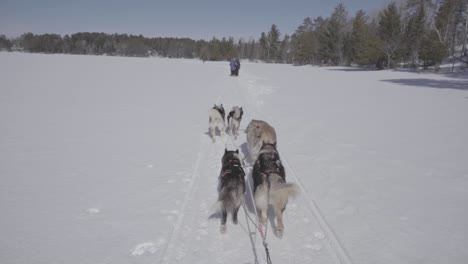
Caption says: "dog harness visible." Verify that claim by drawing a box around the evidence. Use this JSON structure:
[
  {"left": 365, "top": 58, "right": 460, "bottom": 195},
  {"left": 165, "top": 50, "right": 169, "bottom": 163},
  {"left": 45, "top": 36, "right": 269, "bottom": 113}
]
[{"left": 221, "top": 159, "right": 244, "bottom": 177}]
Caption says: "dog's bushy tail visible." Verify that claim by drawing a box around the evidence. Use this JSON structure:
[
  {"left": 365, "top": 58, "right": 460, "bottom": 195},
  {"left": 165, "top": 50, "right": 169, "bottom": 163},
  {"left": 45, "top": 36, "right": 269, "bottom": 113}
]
[
  {"left": 273, "top": 182, "right": 299, "bottom": 198},
  {"left": 269, "top": 177, "right": 300, "bottom": 208},
  {"left": 284, "top": 182, "right": 300, "bottom": 198},
  {"left": 214, "top": 189, "right": 244, "bottom": 213}
]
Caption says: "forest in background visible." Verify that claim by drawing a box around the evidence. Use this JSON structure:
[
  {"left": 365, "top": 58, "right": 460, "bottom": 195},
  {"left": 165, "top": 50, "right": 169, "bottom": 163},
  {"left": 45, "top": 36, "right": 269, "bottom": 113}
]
[{"left": 1, "top": 0, "right": 467, "bottom": 70}]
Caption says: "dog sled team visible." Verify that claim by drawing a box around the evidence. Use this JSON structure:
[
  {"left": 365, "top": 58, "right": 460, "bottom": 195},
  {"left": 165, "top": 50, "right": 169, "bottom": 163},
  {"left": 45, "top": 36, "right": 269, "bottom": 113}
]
[{"left": 209, "top": 104, "right": 299, "bottom": 238}]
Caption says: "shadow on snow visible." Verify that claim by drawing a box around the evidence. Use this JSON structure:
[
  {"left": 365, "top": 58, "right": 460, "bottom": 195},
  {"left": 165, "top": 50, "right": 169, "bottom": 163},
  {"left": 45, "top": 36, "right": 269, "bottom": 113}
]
[{"left": 381, "top": 78, "right": 468, "bottom": 91}]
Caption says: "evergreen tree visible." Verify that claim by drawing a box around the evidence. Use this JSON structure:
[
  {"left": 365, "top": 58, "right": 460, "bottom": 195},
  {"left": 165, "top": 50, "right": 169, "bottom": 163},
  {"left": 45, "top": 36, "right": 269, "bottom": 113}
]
[
  {"left": 199, "top": 41, "right": 209, "bottom": 62},
  {"left": 246, "top": 38, "right": 259, "bottom": 61},
  {"left": 321, "top": 3, "right": 349, "bottom": 65},
  {"left": 404, "top": 0, "right": 430, "bottom": 67},
  {"left": 350, "top": 10, "right": 381, "bottom": 66},
  {"left": 260, "top": 24, "right": 282, "bottom": 62},
  {"left": 0, "top": 34, "right": 12, "bottom": 50},
  {"left": 420, "top": 30, "right": 448, "bottom": 68},
  {"left": 268, "top": 24, "right": 281, "bottom": 62},
  {"left": 259, "top": 32, "right": 268, "bottom": 61},
  {"left": 279, "top": 34, "right": 292, "bottom": 63},
  {"left": 292, "top": 17, "right": 316, "bottom": 65},
  {"left": 378, "top": 2, "right": 403, "bottom": 68},
  {"left": 208, "top": 37, "right": 222, "bottom": 60}
]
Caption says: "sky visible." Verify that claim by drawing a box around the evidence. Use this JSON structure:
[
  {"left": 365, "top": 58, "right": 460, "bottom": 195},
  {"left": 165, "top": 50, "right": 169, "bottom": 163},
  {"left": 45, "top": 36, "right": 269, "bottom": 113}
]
[{"left": 0, "top": 0, "right": 392, "bottom": 40}]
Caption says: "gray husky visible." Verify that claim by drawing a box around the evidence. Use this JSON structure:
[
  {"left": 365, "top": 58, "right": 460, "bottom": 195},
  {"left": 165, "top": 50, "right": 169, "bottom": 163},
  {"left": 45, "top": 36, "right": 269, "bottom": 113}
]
[
  {"left": 227, "top": 106, "right": 243, "bottom": 140},
  {"left": 208, "top": 104, "right": 225, "bottom": 142},
  {"left": 252, "top": 142, "right": 298, "bottom": 238},
  {"left": 246, "top": 119, "right": 277, "bottom": 162},
  {"left": 216, "top": 149, "right": 246, "bottom": 233}
]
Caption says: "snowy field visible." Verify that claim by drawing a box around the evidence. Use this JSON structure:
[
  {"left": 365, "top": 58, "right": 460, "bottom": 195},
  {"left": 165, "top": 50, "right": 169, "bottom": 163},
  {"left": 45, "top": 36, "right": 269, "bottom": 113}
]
[{"left": 1, "top": 52, "right": 467, "bottom": 264}]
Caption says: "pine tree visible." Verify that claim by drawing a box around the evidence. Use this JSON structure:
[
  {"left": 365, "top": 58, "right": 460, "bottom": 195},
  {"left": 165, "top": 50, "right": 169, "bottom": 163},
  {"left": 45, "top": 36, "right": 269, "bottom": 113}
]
[
  {"left": 292, "top": 17, "right": 317, "bottom": 65},
  {"left": 208, "top": 37, "right": 222, "bottom": 60},
  {"left": 420, "top": 30, "right": 448, "bottom": 68},
  {"left": 267, "top": 24, "right": 281, "bottom": 62},
  {"left": 320, "top": 3, "right": 349, "bottom": 65},
  {"left": 0, "top": 34, "right": 12, "bottom": 50},
  {"left": 350, "top": 10, "right": 381, "bottom": 66},
  {"left": 404, "top": 0, "right": 430, "bottom": 67},
  {"left": 378, "top": 2, "right": 403, "bottom": 68},
  {"left": 259, "top": 32, "right": 268, "bottom": 61},
  {"left": 279, "top": 34, "right": 292, "bottom": 63}
]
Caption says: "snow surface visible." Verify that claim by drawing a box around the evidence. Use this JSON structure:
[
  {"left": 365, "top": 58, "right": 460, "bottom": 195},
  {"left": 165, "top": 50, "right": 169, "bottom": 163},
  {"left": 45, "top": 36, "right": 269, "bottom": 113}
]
[{"left": 1, "top": 52, "right": 467, "bottom": 264}]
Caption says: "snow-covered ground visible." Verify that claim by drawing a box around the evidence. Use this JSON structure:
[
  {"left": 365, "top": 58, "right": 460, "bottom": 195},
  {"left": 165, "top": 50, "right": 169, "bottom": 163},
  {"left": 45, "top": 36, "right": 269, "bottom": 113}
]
[{"left": 1, "top": 52, "right": 467, "bottom": 264}]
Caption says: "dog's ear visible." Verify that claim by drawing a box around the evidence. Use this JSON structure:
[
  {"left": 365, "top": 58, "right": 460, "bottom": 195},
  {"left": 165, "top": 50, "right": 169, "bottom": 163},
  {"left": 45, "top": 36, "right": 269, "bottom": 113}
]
[
  {"left": 235, "top": 149, "right": 239, "bottom": 154},
  {"left": 225, "top": 148, "right": 228, "bottom": 153},
  {"left": 274, "top": 142, "right": 277, "bottom": 148}
]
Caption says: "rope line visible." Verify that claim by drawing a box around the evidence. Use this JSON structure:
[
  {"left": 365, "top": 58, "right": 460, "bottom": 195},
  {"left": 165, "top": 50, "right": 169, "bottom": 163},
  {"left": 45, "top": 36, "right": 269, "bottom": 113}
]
[{"left": 224, "top": 129, "right": 273, "bottom": 264}]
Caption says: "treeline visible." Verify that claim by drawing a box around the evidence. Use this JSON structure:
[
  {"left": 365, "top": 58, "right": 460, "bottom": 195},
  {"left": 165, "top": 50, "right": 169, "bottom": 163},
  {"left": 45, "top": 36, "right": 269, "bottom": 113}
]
[
  {"left": 1, "top": 0, "right": 467, "bottom": 69},
  {"left": 268, "top": 0, "right": 467, "bottom": 69},
  {"left": 2, "top": 32, "right": 201, "bottom": 58}
]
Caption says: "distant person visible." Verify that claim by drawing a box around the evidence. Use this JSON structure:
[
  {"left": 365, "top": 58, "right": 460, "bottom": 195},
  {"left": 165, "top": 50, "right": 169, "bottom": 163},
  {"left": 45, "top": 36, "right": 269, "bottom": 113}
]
[
  {"left": 230, "top": 58, "right": 237, "bottom": 76},
  {"left": 234, "top": 58, "right": 240, "bottom": 76}
]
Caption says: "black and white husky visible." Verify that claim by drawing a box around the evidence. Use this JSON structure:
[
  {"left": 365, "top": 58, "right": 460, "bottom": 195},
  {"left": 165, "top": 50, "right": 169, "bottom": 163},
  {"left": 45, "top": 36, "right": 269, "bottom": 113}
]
[
  {"left": 227, "top": 106, "right": 243, "bottom": 139},
  {"left": 215, "top": 149, "right": 246, "bottom": 233},
  {"left": 252, "top": 142, "right": 298, "bottom": 238},
  {"left": 208, "top": 104, "right": 225, "bottom": 142}
]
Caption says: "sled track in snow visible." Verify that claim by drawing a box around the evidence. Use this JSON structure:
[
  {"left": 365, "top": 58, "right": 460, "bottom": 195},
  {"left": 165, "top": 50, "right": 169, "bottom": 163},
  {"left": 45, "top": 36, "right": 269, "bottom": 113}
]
[
  {"left": 161, "top": 137, "right": 208, "bottom": 264},
  {"left": 225, "top": 132, "right": 337, "bottom": 264},
  {"left": 162, "top": 73, "right": 353, "bottom": 264},
  {"left": 229, "top": 73, "right": 353, "bottom": 264},
  {"left": 278, "top": 151, "right": 354, "bottom": 264},
  {"left": 161, "top": 75, "right": 236, "bottom": 263}
]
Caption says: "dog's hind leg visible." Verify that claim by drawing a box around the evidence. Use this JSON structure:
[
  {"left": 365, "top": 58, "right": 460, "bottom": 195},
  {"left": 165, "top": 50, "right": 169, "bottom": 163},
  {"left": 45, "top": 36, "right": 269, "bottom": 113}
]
[
  {"left": 210, "top": 126, "right": 216, "bottom": 142},
  {"left": 255, "top": 186, "right": 269, "bottom": 225},
  {"left": 275, "top": 206, "right": 286, "bottom": 238},
  {"left": 232, "top": 206, "right": 240, "bottom": 224},
  {"left": 220, "top": 124, "right": 225, "bottom": 138},
  {"left": 220, "top": 209, "right": 227, "bottom": 233},
  {"left": 260, "top": 209, "right": 268, "bottom": 225},
  {"left": 232, "top": 125, "right": 238, "bottom": 140}
]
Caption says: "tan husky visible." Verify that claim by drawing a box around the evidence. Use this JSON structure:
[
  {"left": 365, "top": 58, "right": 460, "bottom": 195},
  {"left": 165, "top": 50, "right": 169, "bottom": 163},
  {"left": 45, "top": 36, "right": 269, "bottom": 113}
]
[{"left": 246, "top": 119, "right": 277, "bottom": 162}]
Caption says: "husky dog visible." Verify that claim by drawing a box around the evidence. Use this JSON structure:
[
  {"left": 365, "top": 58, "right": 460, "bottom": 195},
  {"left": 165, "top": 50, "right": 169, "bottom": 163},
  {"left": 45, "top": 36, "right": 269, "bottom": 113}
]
[
  {"left": 252, "top": 142, "right": 298, "bottom": 238},
  {"left": 216, "top": 149, "right": 246, "bottom": 233},
  {"left": 246, "top": 119, "right": 277, "bottom": 162},
  {"left": 208, "top": 104, "right": 225, "bottom": 142},
  {"left": 227, "top": 106, "right": 243, "bottom": 139}
]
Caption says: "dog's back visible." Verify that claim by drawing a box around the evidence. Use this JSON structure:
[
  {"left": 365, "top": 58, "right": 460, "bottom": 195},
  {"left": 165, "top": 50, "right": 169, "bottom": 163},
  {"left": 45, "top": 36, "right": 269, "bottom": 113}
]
[
  {"left": 208, "top": 104, "right": 226, "bottom": 141},
  {"left": 252, "top": 143, "right": 298, "bottom": 238},
  {"left": 216, "top": 149, "right": 246, "bottom": 233},
  {"left": 246, "top": 119, "right": 277, "bottom": 162},
  {"left": 209, "top": 108, "right": 223, "bottom": 124},
  {"left": 227, "top": 106, "right": 243, "bottom": 138}
]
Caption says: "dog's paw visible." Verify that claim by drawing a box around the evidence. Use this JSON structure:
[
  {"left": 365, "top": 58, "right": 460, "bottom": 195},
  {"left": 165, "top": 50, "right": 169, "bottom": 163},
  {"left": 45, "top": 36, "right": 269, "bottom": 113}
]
[
  {"left": 276, "top": 223, "right": 284, "bottom": 238},
  {"left": 220, "top": 224, "right": 226, "bottom": 234},
  {"left": 276, "top": 229, "right": 284, "bottom": 239}
]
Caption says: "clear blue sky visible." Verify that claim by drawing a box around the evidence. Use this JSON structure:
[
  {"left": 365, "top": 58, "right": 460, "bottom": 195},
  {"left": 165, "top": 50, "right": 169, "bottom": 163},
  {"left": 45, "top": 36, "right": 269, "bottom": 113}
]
[{"left": 0, "top": 0, "right": 391, "bottom": 40}]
